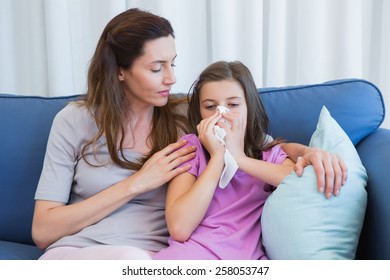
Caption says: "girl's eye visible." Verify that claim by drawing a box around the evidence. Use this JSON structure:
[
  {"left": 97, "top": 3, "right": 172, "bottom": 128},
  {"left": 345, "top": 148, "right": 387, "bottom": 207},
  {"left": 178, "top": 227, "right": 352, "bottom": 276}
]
[
  {"left": 229, "top": 103, "right": 239, "bottom": 108},
  {"left": 205, "top": 105, "right": 216, "bottom": 110},
  {"left": 151, "top": 68, "right": 161, "bottom": 73}
]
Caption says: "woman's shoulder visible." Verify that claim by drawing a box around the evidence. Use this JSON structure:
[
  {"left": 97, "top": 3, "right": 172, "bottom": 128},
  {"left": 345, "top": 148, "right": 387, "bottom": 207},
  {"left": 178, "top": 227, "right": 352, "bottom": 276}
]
[
  {"left": 55, "top": 101, "right": 92, "bottom": 124},
  {"left": 52, "top": 101, "right": 96, "bottom": 135},
  {"left": 56, "top": 101, "right": 87, "bottom": 117}
]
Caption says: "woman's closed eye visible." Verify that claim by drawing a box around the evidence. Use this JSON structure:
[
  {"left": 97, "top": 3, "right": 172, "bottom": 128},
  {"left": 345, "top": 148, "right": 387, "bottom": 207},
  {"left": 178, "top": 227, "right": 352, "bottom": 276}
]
[
  {"left": 151, "top": 68, "right": 162, "bottom": 73},
  {"left": 151, "top": 63, "right": 175, "bottom": 73}
]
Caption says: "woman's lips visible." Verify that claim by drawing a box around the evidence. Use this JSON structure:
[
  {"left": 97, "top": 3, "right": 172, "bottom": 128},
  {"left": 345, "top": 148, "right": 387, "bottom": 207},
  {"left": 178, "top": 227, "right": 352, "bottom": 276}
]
[{"left": 159, "top": 90, "right": 170, "bottom": 97}]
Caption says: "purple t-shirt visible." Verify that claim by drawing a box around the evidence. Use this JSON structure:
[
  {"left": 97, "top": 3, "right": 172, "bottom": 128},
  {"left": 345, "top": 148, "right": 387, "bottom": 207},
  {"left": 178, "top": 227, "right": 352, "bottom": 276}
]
[{"left": 154, "top": 134, "right": 288, "bottom": 260}]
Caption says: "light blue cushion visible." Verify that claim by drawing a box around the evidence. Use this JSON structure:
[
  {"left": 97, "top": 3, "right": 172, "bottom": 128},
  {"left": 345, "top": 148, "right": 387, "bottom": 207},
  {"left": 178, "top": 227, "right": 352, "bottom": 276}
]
[{"left": 261, "top": 106, "right": 368, "bottom": 259}]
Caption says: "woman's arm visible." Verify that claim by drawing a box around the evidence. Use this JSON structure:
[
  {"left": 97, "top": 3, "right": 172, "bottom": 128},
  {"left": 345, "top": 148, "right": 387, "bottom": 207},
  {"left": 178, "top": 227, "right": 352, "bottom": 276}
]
[
  {"left": 280, "top": 142, "right": 348, "bottom": 198},
  {"left": 32, "top": 179, "right": 140, "bottom": 250},
  {"left": 32, "top": 140, "right": 196, "bottom": 250}
]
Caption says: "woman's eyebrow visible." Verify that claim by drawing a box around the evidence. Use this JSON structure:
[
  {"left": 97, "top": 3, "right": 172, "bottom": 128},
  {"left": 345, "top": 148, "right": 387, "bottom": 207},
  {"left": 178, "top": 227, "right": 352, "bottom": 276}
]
[{"left": 151, "top": 54, "right": 177, "bottom": 64}]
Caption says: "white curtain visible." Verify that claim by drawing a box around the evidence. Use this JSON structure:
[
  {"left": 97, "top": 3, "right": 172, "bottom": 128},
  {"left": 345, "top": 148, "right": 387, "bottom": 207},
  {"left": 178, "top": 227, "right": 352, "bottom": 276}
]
[{"left": 0, "top": 0, "right": 389, "bottom": 128}]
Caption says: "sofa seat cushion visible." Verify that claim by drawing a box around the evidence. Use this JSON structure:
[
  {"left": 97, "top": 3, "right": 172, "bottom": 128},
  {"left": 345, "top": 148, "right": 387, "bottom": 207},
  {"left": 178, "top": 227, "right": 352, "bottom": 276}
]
[{"left": 0, "top": 240, "right": 43, "bottom": 260}]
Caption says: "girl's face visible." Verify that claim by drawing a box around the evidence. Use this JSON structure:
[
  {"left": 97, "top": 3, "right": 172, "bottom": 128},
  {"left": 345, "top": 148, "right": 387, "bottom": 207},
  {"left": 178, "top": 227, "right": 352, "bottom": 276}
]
[
  {"left": 118, "top": 35, "right": 176, "bottom": 110},
  {"left": 199, "top": 79, "right": 247, "bottom": 123}
]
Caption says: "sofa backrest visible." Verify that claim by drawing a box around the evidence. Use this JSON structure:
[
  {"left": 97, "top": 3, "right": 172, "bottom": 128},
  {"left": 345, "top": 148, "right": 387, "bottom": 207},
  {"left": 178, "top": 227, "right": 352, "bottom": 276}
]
[
  {"left": 0, "top": 78, "right": 385, "bottom": 247},
  {"left": 260, "top": 79, "right": 384, "bottom": 146},
  {"left": 0, "top": 94, "right": 81, "bottom": 245}
]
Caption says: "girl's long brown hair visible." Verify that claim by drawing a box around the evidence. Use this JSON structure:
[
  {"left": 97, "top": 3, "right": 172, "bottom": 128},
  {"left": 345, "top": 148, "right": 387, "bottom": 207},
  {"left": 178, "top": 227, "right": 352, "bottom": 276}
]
[
  {"left": 188, "top": 61, "right": 283, "bottom": 160},
  {"left": 81, "top": 8, "right": 189, "bottom": 170}
]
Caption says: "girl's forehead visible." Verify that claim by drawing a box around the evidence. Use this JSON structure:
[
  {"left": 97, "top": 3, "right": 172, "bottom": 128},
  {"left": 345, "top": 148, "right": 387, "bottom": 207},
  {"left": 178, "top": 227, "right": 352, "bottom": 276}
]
[{"left": 200, "top": 80, "right": 244, "bottom": 99}]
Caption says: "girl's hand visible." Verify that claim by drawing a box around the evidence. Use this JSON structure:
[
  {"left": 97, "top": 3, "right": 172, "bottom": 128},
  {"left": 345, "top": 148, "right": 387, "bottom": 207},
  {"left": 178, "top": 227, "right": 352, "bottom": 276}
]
[
  {"left": 218, "top": 111, "right": 246, "bottom": 162},
  {"left": 196, "top": 111, "right": 225, "bottom": 158},
  {"left": 130, "top": 140, "right": 197, "bottom": 194}
]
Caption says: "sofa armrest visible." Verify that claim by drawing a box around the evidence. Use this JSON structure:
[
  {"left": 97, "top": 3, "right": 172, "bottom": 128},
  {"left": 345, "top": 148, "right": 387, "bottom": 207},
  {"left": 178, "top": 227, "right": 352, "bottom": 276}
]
[{"left": 356, "top": 128, "right": 390, "bottom": 259}]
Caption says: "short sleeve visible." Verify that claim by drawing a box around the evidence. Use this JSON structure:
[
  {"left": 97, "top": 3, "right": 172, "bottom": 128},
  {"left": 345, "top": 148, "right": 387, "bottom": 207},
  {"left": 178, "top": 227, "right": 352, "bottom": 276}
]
[
  {"left": 177, "top": 134, "right": 207, "bottom": 178},
  {"left": 35, "top": 103, "right": 91, "bottom": 203},
  {"left": 262, "top": 145, "right": 288, "bottom": 165}
]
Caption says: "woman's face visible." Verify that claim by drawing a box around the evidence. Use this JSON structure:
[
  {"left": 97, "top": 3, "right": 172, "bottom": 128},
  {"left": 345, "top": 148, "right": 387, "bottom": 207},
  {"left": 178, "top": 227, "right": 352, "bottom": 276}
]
[
  {"left": 199, "top": 79, "right": 247, "bottom": 123},
  {"left": 118, "top": 35, "right": 176, "bottom": 109}
]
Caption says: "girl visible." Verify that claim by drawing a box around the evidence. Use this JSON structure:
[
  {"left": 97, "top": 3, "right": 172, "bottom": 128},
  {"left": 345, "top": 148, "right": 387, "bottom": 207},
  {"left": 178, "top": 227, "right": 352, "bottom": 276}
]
[{"left": 153, "top": 60, "right": 295, "bottom": 260}]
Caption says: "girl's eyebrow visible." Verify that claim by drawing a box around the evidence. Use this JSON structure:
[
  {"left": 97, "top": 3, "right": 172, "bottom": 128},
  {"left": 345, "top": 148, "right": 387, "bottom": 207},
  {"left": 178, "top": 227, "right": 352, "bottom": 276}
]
[
  {"left": 201, "top": 96, "right": 242, "bottom": 103},
  {"left": 201, "top": 99, "right": 215, "bottom": 103}
]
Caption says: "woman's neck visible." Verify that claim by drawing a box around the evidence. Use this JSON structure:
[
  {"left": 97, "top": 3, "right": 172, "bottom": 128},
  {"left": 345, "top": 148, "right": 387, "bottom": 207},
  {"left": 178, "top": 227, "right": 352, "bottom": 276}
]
[{"left": 120, "top": 106, "right": 154, "bottom": 154}]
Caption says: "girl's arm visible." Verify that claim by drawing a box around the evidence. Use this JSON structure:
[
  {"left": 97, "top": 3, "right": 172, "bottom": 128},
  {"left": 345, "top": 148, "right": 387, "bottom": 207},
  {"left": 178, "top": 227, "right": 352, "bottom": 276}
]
[
  {"left": 221, "top": 111, "right": 347, "bottom": 198},
  {"left": 236, "top": 156, "right": 295, "bottom": 187},
  {"left": 220, "top": 111, "right": 293, "bottom": 186},
  {"left": 165, "top": 111, "right": 225, "bottom": 242},
  {"left": 165, "top": 152, "right": 224, "bottom": 242}
]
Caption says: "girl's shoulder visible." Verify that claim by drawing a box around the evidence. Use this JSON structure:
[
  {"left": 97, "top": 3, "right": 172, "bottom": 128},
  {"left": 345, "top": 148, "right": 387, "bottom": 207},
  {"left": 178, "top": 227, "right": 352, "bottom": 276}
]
[
  {"left": 262, "top": 145, "right": 287, "bottom": 165},
  {"left": 179, "top": 134, "right": 202, "bottom": 148}
]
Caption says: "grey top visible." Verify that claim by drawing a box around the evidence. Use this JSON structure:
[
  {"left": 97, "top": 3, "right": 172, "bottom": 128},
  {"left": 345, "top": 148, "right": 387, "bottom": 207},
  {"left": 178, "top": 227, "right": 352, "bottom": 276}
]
[{"left": 35, "top": 102, "right": 168, "bottom": 252}]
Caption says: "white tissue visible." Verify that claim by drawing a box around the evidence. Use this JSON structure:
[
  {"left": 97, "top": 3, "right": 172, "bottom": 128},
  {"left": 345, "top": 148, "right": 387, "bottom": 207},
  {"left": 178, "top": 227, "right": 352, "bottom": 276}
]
[
  {"left": 214, "top": 106, "right": 238, "bottom": 188},
  {"left": 217, "top": 105, "right": 229, "bottom": 114}
]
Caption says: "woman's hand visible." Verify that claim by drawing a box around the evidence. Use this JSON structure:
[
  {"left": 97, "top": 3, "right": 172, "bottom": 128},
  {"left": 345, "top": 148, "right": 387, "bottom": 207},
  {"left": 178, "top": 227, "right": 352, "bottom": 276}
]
[
  {"left": 130, "top": 140, "right": 197, "bottom": 194},
  {"left": 294, "top": 147, "right": 348, "bottom": 199}
]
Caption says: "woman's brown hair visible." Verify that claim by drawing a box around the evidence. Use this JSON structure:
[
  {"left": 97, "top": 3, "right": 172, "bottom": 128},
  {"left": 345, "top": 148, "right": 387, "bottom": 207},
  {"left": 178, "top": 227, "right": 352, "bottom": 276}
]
[
  {"left": 188, "top": 60, "right": 283, "bottom": 159},
  {"left": 81, "top": 8, "right": 188, "bottom": 170}
]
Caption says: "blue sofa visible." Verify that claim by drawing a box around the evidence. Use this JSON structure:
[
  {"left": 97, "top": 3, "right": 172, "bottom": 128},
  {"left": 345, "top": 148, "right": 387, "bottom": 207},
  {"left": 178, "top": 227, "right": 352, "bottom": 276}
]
[{"left": 0, "top": 79, "right": 389, "bottom": 260}]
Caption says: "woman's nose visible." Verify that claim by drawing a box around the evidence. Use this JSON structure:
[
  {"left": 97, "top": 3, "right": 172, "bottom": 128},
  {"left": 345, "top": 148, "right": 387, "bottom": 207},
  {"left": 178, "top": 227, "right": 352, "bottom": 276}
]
[{"left": 164, "top": 67, "right": 176, "bottom": 85}]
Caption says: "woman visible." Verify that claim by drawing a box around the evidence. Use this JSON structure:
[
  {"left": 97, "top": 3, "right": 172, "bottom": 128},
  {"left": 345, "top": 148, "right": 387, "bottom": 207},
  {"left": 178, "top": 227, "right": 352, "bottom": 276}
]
[
  {"left": 32, "top": 8, "right": 346, "bottom": 260},
  {"left": 32, "top": 8, "right": 195, "bottom": 260}
]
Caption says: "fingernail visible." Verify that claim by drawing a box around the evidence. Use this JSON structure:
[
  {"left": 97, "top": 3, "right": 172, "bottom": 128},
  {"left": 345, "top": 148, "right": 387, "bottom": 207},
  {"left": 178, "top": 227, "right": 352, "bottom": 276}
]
[
  {"left": 319, "top": 187, "right": 324, "bottom": 193},
  {"left": 326, "top": 192, "right": 332, "bottom": 199}
]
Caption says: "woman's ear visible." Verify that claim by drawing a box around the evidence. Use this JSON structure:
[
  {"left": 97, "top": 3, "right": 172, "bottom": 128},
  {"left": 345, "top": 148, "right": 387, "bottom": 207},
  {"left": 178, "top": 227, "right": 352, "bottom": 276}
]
[
  {"left": 118, "top": 72, "right": 125, "bottom": 81},
  {"left": 118, "top": 68, "right": 125, "bottom": 81}
]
